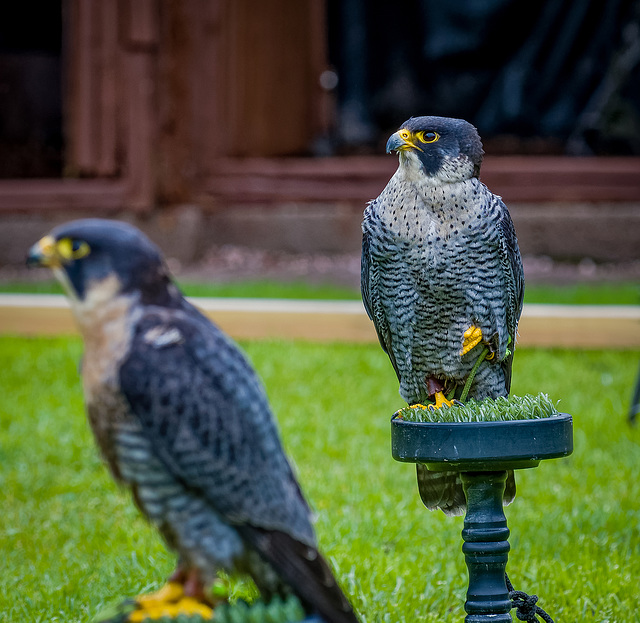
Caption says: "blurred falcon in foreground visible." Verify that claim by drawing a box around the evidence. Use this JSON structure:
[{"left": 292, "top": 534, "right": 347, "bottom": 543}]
[
  {"left": 361, "top": 116, "right": 524, "bottom": 516},
  {"left": 27, "top": 219, "right": 358, "bottom": 623}
]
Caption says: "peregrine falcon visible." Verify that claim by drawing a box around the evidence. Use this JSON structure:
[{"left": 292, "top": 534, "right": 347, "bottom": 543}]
[
  {"left": 27, "top": 219, "right": 358, "bottom": 623},
  {"left": 361, "top": 116, "right": 524, "bottom": 516}
]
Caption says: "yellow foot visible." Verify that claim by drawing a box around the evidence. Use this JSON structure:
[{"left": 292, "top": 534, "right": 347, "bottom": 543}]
[
  {"left": 408, "top": 392, "right": 455, "bottom": 412},
  {"left": 135, "top": 582, "right": 184, "bottom": 608},
  {"left": 130, "top": 583, "right": 214, "bottom": 622},
  {"left": 460, "top": 325, "right": 483, "bottom": 355},
  {"left": 409, "top": 403, "right": 428, "bottom": 410},
  {"left": 429, "top": 391, "right": 455, "bottom": 410},
  {"left": 129, "top": 597, "right": 213, "bottom": 622}
]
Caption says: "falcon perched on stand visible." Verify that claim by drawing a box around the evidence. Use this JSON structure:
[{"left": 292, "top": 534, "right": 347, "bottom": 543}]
[
  {"left": 27, "top": 219, "right": 358, "bottom": 623},
  {"left": 361, "top": 116, "right": 524, "bottom": 516}
]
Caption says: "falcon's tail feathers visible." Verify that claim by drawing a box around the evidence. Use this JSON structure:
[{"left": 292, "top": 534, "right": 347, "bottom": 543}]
[
  {"left": 416, "top": 465, "right": 516, "bottom": 516},
  {"left": 238, "top": 526, "right": 360, "bottom": 623}
]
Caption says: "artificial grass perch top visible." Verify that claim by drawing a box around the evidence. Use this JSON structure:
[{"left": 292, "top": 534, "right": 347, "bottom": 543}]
[{"left": 396, "top": 393, "right": 560, "bottom": 423}]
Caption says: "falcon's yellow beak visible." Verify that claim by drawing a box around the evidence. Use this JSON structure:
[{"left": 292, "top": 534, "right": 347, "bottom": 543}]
[
  {"left": 26, "top": 235, "right": 61, "bottom": 268},
  {"left": 386, "top": 129, "right": 424, "bottom": 154}
]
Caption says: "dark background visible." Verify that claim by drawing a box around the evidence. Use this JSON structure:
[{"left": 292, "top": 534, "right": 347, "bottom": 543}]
[
  {"left": 1, "top": 0, "right": 639, "bottom": 179},
  {"left": 327, "top": 0, "right": 640, "bottom": 155},
  {"left": 0, "top": 1, "right": 63, "bottom": 177}
]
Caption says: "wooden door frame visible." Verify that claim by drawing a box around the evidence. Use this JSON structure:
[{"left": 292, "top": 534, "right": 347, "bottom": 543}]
[{"left": 0, "top": 0, "right": 158, "bottom": 214}]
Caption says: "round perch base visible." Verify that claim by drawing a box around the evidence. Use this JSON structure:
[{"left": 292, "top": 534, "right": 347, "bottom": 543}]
[
  {"left": 392, "top": 412, "right": 573, "bottom": 472},
  {"left": 391, "top": 412, "right": 573, "bottom": 622}
]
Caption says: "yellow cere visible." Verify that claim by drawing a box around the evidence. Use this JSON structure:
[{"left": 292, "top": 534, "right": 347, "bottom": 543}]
[
  {"left": 31, "top": 235, "right": 62, "bottom": 268},
  {"left": 397, "top": 128, "right": 439, "bottom": 151},
  {"left": 37, "top": 235, "right": 57, "bottom": 257}
]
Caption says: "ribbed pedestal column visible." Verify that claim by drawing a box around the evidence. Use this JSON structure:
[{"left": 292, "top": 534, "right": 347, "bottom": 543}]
[{"left": 461, "top": 471, "right": 512, "bottom": 622}]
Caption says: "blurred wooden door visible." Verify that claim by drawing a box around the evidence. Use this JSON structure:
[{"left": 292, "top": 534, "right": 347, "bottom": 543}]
[{"left": 218, "top": 0, "right": 325, "bottom": 157}]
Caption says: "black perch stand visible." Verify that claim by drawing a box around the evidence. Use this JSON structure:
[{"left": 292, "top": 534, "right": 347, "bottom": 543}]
[{"left": 391, "top": 414, "right": 573, "bottom": 622}]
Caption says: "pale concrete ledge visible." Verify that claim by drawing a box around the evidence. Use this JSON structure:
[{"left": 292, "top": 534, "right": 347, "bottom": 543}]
[{"left": 1, "top": 295, "right": 638, "bottom": 349}]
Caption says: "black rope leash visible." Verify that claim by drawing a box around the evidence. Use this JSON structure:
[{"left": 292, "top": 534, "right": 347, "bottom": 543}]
[{"left": 505, "top": 573, "right": 554, "bottom": 623}]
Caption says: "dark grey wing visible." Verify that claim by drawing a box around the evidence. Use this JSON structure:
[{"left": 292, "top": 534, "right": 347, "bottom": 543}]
[
  {"left": 361, "top": 229, "right": 400, "bottom": 380},
  {"left": 360, "top": 229, "right": 375, "bottom": 322},
  {"left": 118, "top": 307, "right": 315, "bottom": 545},
  {"left": 236, "top": 526, "right": 359, "bottom": 623},
  {"left": 495, "top": 196, "right": 525, "bottom": 393},
  {"left": 119, "top": 306, "right": 359, "bottom": 622}
]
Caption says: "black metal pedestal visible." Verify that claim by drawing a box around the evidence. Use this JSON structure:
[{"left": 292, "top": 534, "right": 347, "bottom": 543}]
[
  {"left": 391, "top": 414, "right": 573, "bottom": 622},
  {"left": 461, "top": 471, "right": 512, "bottom": 622}
]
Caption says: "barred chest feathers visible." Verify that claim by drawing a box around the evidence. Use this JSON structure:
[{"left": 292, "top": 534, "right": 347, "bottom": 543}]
[
  {"left": 367, "top": 174, "right": 494, "bottom": 250},
  {"left": 363, "top": 174, "right": 510, "bottom": 397}
]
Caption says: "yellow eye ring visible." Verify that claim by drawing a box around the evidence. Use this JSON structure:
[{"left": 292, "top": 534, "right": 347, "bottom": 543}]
[
  {"left": 56, "top": 238, "right": 91, "bottom": 261},
  {"left": 416, "top": 131, "right": 439, "bottom": 144}
]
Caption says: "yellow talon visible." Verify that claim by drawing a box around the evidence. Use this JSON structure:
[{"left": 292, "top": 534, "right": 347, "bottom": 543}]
[{"left": 460, "top": 325, "right": 483, "bottom": 355}]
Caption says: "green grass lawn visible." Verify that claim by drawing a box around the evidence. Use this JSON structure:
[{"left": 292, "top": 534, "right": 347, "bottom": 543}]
[
  {"left": 0, "top": 279, "right": 359, "bottom": 301},
  {"left": 0, "top": 278, "right": 638, "bottom": 305},
  {"left": 1, "top": 336, "right": 639, "bottom": 622}
]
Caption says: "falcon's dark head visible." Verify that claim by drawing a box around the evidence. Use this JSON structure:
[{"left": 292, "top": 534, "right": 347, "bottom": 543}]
[
  {"left": 26, "top": 219, "right": 177, "bottom": 305},
  {"left": 386, "top": 116, "right": 484, "bottom": 182}
]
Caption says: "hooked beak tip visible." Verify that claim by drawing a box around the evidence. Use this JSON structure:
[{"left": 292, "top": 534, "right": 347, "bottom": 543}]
[
  {"left": 386, "top": 132, "right": 403, "bottom": 154},
  {"left": 386, "top": 131, "right": 414, "bottom": 154}
]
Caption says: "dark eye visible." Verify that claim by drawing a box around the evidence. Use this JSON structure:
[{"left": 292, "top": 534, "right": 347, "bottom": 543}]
[{"left": 417, "top": 131, "right": 439, "bottom": 144}]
